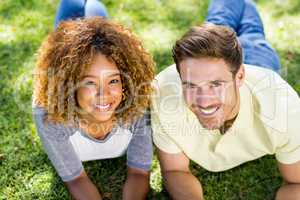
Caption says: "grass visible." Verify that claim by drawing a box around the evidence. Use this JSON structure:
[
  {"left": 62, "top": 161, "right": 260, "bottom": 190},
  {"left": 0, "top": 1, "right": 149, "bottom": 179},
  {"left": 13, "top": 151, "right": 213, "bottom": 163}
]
[{"left": 0, "top": 0, "right": 299, "bottom": 199}]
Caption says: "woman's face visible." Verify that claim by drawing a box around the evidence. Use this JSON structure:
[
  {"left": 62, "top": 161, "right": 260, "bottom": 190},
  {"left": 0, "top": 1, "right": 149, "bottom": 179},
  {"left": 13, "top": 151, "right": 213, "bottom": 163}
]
[{"left": 76, "top": 53, "right": 123, "bottom": 123}]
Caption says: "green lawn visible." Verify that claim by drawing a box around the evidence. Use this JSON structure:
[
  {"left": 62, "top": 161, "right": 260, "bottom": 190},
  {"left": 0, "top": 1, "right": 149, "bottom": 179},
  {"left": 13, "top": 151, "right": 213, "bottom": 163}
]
[{"left": 0, "top": 0, "right": 299, "bottom": 199}]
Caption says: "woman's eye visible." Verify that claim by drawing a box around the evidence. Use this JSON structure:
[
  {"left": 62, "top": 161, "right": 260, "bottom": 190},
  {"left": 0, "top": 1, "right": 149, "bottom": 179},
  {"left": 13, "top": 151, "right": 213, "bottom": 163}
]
[
  {"left": 110, "top": 79, "right": 119, "bottom": 84},
  {"left": 85, "top": 81, "right": 96, "bottom": 86}
]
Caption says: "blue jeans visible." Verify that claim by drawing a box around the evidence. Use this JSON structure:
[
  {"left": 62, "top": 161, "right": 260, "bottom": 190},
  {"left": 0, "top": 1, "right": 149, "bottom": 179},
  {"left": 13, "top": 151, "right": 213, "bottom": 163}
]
[
  {"left": 54, "top": 0, "right": 108, "bottom": 28},
  {"left": 206, "top": 0, "right": 280, "bottom": 73}
]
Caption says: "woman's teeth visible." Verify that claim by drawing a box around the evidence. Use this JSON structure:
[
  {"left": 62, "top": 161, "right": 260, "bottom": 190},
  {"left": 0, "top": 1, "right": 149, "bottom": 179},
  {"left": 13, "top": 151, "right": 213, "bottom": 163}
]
[
  {"left": 95, "top": 104, "right": 110, "bottom": 110},
  {"left": 200, "top": 107, "right": 218, "bottom": 115}
]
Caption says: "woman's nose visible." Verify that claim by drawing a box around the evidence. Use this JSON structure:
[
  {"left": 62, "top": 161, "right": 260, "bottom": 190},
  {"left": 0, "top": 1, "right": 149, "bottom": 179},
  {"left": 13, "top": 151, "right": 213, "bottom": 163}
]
[{"left": 96, "top": 86, "right": 109, "bottom": 96}]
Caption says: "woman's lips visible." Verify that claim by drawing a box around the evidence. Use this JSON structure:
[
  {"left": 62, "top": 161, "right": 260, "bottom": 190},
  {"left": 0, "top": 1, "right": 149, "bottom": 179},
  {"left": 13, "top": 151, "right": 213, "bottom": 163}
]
[{"left": 94, "top": 103, "right": 112, "bottom": 111}]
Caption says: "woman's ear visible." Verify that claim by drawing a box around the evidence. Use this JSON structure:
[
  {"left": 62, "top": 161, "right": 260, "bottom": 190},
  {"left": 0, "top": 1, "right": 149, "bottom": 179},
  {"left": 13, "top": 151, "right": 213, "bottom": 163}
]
[{"left": 235, "top": 64, "right": 245, "bottom": 88}]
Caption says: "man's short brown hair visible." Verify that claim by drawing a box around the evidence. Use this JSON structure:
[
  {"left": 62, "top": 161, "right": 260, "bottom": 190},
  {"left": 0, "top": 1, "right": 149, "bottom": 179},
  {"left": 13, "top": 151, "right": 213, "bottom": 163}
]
[{"left": 172, "top": 23, "right": 243, "bottom": 75}]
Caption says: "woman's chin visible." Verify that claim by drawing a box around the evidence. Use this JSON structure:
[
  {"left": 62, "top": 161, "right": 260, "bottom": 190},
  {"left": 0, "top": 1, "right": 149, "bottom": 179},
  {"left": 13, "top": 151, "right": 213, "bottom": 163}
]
[{"left": 92, "top": 112, "right": 114, "bottom": 123}]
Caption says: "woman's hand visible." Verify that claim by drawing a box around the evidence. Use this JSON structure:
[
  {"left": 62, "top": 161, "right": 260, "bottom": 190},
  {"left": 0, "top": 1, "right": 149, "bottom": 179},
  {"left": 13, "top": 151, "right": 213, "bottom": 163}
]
[
  {"left": 122, "top": 167, "right": 150, "bottom": 200},
  {"left": 65, "top": 170, "right": 102, "bottom": 200}
]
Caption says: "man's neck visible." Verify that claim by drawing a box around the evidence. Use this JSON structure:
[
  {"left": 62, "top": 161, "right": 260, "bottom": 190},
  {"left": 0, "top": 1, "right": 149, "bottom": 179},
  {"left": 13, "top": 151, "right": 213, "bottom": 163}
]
[
  {"left": 219, "top": 92, "right": 240, "bottom": 134},
  {"left": 219, "top": 115, "right": 238, "bottom": 134}
]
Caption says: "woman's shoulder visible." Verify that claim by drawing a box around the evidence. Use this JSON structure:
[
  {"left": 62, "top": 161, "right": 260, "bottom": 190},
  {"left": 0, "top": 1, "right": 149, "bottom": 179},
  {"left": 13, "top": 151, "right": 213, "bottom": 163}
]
[
  {"left": 32, "top": 105, "right": 77, "bottom": 140},
  {"left": 127, "top": 110, "right": 151, "bottom": 135}
]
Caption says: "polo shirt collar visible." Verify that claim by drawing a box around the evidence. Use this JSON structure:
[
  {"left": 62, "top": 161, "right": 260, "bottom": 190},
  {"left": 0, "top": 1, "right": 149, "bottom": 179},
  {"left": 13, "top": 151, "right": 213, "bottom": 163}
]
[{"left": 226, "top": 82, "right": 254, "bottom": 135}]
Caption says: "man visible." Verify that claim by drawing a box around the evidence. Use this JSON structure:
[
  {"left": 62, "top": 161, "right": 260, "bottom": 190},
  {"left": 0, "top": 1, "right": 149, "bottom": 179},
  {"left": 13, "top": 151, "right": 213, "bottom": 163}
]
[{"left": 151, "top": 0, "right": 300, "bottom": 199}]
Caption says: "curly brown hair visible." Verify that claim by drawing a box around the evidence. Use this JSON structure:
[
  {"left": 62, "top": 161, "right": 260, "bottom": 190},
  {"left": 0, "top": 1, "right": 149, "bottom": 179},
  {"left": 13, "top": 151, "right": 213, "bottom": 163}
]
[{"left": 33, "top": 17, "right": 155, "bottom": 126}]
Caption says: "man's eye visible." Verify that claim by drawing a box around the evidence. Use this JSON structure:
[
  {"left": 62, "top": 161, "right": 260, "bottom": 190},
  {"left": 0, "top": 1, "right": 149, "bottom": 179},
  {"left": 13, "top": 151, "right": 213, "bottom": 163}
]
[
  {"left": 110, "top": 79, "right": 119, "bottom": 84},
  {"left": 211, "top": 81, "right": 222, "bottom": 87},
  {"left": 188, "top": 85, "right": 196, "bottom": 88},
  {"left": 183, "top": 83, "right": 195, "bottom": 88}
]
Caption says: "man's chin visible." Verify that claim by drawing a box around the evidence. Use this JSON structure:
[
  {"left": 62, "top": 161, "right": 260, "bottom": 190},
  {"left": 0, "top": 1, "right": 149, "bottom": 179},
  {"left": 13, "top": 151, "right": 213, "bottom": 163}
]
[
  {"left": 201, "top": 124, "right": 220, "bottom": 130},
  {"left": 199, "top": 120, "right": 223, "bottom": 130}
]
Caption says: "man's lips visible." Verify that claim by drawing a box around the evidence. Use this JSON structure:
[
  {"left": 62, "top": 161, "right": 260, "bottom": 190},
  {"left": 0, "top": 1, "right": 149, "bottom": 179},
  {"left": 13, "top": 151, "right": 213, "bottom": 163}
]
[{"left": 193, "top": 105, "right": 221, "bottom": 117}]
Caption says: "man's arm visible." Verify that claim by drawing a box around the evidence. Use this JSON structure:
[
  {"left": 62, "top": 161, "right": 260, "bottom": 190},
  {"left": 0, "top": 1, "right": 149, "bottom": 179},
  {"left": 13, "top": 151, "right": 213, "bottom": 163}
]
[
  {"left": 65, "top": 170, "right": 102, "bottom": 200},
  {"left": 122, "top": 167, "right": 150, "bottom": 200},
  {"left": 158, "top": 149, "right": 204, "bottom": 200},
  {"left": 276, "top": 160, "right": 300, "bottom": 200}
]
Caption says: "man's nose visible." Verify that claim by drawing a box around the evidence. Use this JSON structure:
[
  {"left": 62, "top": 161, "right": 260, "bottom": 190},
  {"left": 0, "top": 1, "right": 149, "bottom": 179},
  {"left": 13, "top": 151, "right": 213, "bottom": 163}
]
[
  {"left": 195, "top": 88, "right": 217, "bottom": 108},
  {"left": 195, "top": 95, "right": 217, "bottom": 108}
]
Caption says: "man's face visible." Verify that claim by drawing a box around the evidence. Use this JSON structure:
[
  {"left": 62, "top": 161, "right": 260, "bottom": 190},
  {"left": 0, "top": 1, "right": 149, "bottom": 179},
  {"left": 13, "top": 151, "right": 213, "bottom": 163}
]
[{"left": 179, "top": 57, "right": 244, "bottom": 130}]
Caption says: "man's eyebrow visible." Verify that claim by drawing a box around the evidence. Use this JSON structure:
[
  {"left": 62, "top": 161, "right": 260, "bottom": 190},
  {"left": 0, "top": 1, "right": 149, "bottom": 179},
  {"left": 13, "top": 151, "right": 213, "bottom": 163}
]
[
  {"left": 181, "top": 81, "right": 197, "bottom": 85},
  {"left": 181, "top": 81, "right": 190, "bottom": 84},
  {"left": 182, "top": 79, "right": 229, "bottom": 87},
  {"left": 210, "top": 79, "right": 228, "bottom": 83}
]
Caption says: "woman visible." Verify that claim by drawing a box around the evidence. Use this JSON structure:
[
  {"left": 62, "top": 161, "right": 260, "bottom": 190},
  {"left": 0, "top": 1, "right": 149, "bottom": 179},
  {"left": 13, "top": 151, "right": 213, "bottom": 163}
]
[{"left": 33, "top": 17, "right": 154, "bottom": 200}]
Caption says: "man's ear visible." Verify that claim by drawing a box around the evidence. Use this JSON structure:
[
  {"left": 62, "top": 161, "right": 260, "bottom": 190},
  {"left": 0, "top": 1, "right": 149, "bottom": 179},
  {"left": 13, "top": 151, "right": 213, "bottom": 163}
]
[{"left": 235, "top": 64, "right": 245, "bottom": 87}]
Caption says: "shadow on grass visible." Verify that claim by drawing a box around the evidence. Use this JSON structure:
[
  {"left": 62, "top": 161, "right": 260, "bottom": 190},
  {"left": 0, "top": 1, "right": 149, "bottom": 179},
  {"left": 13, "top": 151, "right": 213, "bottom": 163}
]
[
  {"left": 46, "top": 157, "right": 127, "bottom": 200},
  {"left": 47, "top": 156, "right": 172, "bottom": 200},
  {"left": 84, "top": 157, "right": 127, "bottom": 200},
  {"left": 191, "top": 155, "right": 282, "bottom": 200}
]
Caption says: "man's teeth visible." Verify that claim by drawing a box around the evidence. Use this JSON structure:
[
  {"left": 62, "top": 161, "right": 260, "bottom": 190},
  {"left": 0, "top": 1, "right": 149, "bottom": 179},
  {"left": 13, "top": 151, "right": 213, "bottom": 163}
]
[
  {"left": 95, "top": 104, "right": 110, "bottom": 109},
  {"left": 200, "top": 107, "right": 218, "bottom": 115}
]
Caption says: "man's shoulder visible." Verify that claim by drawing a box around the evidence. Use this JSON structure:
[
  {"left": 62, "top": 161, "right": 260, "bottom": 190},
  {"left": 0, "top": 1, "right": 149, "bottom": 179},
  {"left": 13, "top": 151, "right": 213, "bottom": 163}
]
[
  {"left": 244, "top": 64, "right": 300, "bottom": 134},
  {"left": 244, "top": 64, "right": 280, "bottom": 83},
  {"left": 151, "top": 64, "right": 188, "bottom": 122},
  {"left": 155, "top": 64, "right": 181, "bottom": 85},
  {"left": 244, "top": 64, "right": 291, "bottom": 94},
  {"left": 153, "top": 64, "right": 182, "bottom": 97}
]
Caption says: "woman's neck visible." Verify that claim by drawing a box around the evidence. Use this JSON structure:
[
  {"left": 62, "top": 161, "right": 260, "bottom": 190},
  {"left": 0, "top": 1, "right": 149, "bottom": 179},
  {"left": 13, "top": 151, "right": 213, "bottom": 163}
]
[{"left": 78, "top": 116, "right": 116, "bottom": 140}]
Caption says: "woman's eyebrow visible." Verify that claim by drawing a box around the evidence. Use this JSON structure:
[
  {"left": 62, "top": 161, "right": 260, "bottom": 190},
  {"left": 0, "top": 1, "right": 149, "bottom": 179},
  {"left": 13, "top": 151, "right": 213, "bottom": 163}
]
[
  {"left": 82, "top": 72, "right": 121, "bottom": 79},
  {"left": 107, "top": 72, "right": 121, "bottom": 77}
]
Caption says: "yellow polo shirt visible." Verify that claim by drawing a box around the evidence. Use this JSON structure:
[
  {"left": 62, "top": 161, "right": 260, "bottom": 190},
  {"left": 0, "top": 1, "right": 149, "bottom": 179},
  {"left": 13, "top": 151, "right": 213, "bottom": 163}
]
[{"left": 151, "top": 64, "right": 300, "bottom": 172}]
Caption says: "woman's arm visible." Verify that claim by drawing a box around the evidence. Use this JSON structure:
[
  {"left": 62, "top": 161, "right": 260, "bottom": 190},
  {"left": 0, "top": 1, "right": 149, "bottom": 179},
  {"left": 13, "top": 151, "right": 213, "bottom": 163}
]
[
  {"left": 124, "top": 111, "right": 153, "bottom": 199},
  {"left": 33, "top": 108, "right": 101, "bottom": 199},
  {"left": 66, "top": 170, "right": 102, "bottom": 200},
  {"left": 122, "top": 167, "right": 150, "bottom": 200}
]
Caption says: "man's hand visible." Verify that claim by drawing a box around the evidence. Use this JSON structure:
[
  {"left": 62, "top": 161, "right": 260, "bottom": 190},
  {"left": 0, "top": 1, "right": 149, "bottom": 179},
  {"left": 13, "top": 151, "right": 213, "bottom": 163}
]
[
  {"left": 158, "top": 149, "right": 204, "bottom": 200},
  {"left": 276, "top": 160, "right": 300, "bottom": 200}
]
